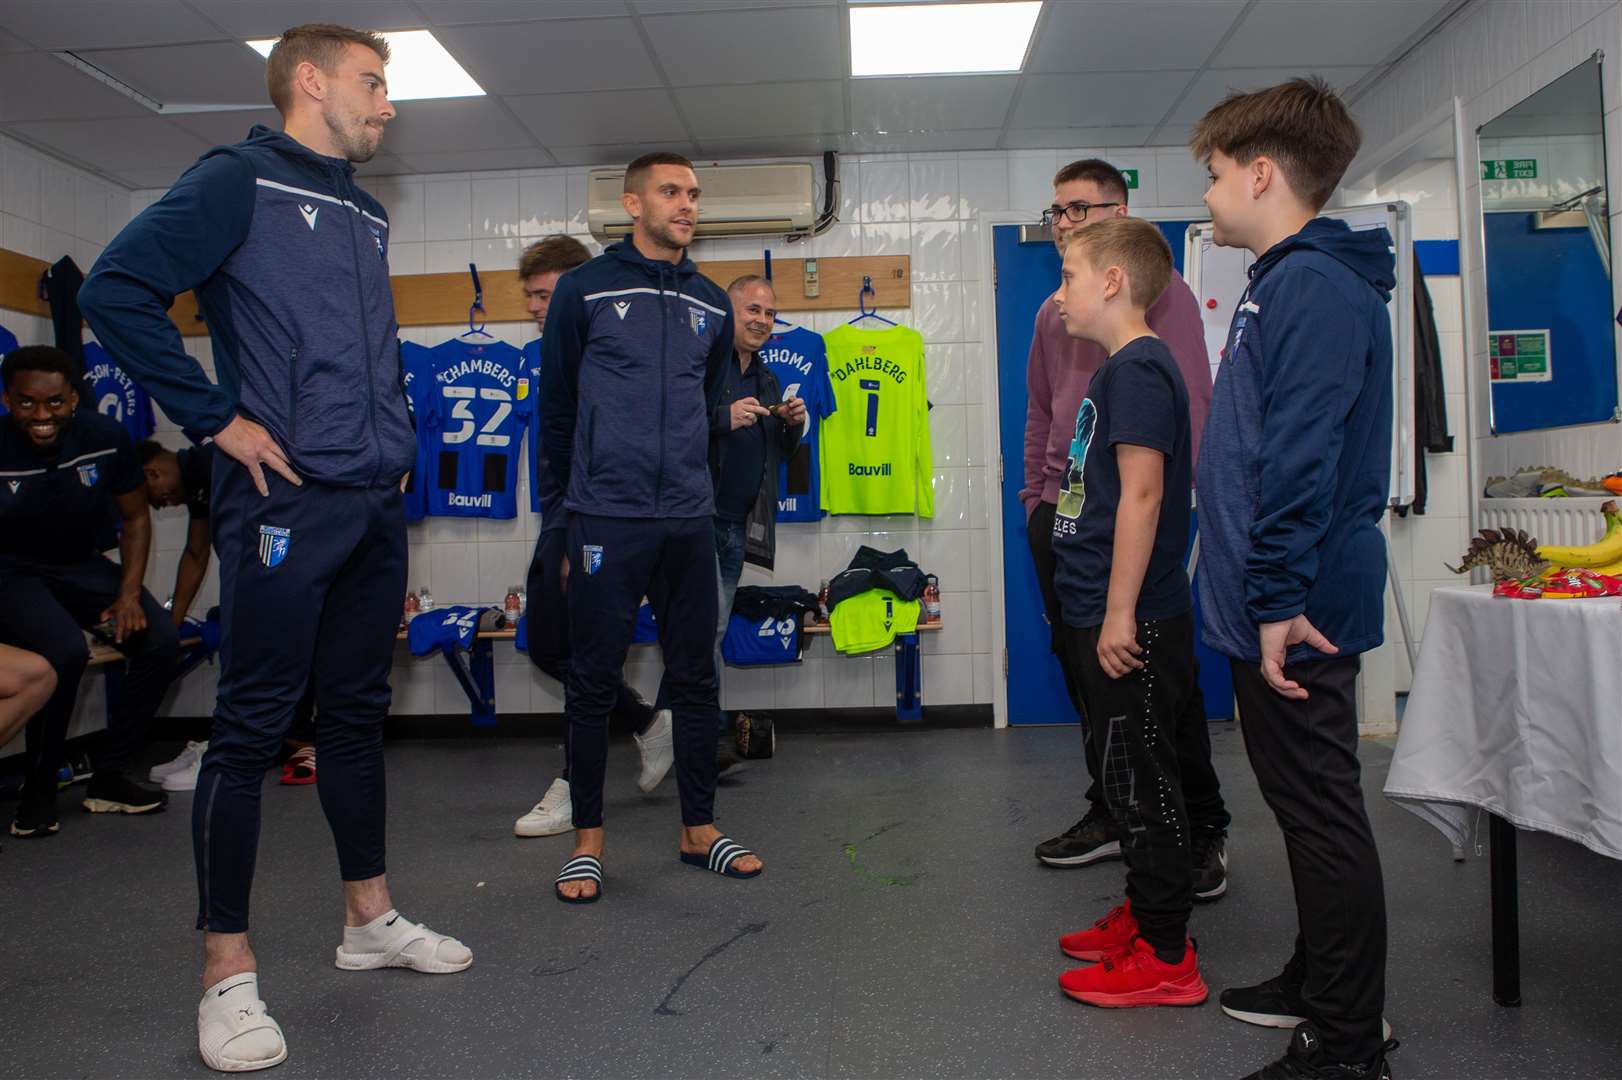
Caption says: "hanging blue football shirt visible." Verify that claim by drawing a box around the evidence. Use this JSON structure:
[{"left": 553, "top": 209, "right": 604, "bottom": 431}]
[
  {"left": 758, "top": 326, "right": 836, "bottom": 522},
  {"left": 406, "top": 605, "right": 485, "bottom": 656},
  {"left": 81, "top": 341, "right": 155, "bottom": 444},
  {"left": 422, "top": 338, "right": 531, "bottom": 518},
  {"left": 0, "top": 323, "right": 16, "bottom": 358},
  {"left": 399, "top": 340, "right": 437, "bottom": 522},
  {"left": 523, "top": 337, "right": 547, "bottom": 516}
]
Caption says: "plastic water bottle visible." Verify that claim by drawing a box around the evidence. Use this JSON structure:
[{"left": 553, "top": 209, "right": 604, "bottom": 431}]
[
  {"left": 417, "top": 587, "right": 434, "bottom": 613},
  {"left": 924, "top": 575, "right": 941, "bottom": 622},
  {"left": 504, "top": 586, "right": 523, "bottom": 621}
]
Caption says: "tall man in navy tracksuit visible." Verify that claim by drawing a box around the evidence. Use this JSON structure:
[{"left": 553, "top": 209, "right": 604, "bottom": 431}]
[
  {"left": 81, "top": 24, "right": 470, "bottom": 1074},
  {"left": 541, "top": 152, "right": 764, "bottom": 903}
]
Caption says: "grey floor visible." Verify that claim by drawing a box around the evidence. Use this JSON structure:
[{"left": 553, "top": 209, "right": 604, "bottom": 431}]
[{"left": 2, "top": 723, "right": 1619, "bottom": 1080}]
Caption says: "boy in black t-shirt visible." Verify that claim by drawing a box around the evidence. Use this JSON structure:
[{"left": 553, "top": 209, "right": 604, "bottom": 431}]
[{"left": 1047, "top": 218, "right": 1222, "bottom": 1009}]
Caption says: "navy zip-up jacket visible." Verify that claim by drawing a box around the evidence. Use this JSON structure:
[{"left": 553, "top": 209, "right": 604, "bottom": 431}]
[
  {"left": 1196, "top": 217, "right": 1396, "bottom": 664},
  {"left": 539, "top": 240, "right": 733, "bottom": 522},
  {"left": 79, "top": 125, "right": 414, "bottom": 489}
]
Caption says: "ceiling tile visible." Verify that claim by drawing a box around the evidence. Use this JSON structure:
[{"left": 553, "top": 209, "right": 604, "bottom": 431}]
[
  {"left": 166, "top": 109, "right": 283, "bottom": 149},
  {"left": 677, "top": 80, "right": 843, "bottom": 140},
  {"left": 1013, "top": 72, "right": 1194, "bottom": 129},
  {"left": 9, "top": 116, "right": 209, "bottom": 169},
  {"left": 433, "top": 19, "right": 662, "bottom": 95},
  {"left": 633, "top": 0, "right": 832, "bottom": 11},
  {"left": 417, "top": 1, "right": 627, "bottom": 25},
  {"left": 850, "top": 76, "right": 1018, "bottom": 133},
  {"left": 644, "top": 7, "right": 841, "bottom": 86},
  {"left": 1001, "top": 126, "right": 1158, "bottom": 150},
  {"left": 185, "top": 1, "right": 427, "bottom": 37},
  {"left": 0, "top": 1, "right": 214, "bottom": 50},
  {"left": 376, "top": 98, "right": 538, "bottom": 155},
  {"left": 395, "top": 147, "right": 558, "bottom": 174},
  {"left": 1215, "top": 0, "right": 1453, "bottom": 69},
  {"left": 838, "top": 130, "right": 1003, "bottom": 154},
  {"left": 0, "top": 52, "right": 151, "bottom": 122},
  {"left": 1028, "top": 1, "right": 1247, "bottom": 73},
  {"left": 76, "top": 43, "right": 269, "bottom": 106},
  {"left": 506, "top": 89, "right": 688, "bottom": 147},
  {"left": 695, "top": 137, "right": 838, "bottom": 161},
  {"left": 546, "top": 141, "right": 702, "bottom": 167},
  {"left": 1165, "top": 66, "right": 1373, "bottom": 126}
]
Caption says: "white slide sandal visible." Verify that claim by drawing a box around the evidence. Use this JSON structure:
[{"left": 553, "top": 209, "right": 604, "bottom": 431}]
[{"left": 333, "top": 909, "right": 472, "bottom": 974}]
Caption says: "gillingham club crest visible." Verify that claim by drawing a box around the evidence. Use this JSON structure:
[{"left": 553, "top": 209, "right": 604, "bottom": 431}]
[
  {"left": 76, "top": 462, "right": 99, "bottom": 488},
  {"left": 258, "top": 525, "right": 291, "bottom": 569},
  {"left": 689, "top": 307, "right": 707, "bottom": 336},
  {"left": 582, "top": 544, "right": 604, "bottom": 575}
]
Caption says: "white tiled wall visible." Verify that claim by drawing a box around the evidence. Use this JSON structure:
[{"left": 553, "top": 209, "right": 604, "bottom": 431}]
[{"left": 1354, "top": 0, "right": 1622, "bottom": 537}]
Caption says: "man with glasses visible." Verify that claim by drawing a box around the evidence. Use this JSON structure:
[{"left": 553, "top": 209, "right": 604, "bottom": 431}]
[{"left": 1022, "top": 160, "right": 1231, "bottom": 902}]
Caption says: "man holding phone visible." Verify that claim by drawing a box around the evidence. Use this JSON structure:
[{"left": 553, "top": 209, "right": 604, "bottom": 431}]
[{"left": 0, "top": 345, "right": 179, "bottom": 837}]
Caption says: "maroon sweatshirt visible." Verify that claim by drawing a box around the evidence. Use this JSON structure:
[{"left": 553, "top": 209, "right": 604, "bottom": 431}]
[{"left": 1019, "top": 270, "right": 1211, "bottom": 518}]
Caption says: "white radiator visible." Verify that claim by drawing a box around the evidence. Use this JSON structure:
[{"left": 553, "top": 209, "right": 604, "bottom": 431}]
[{"left": 1477, "top": 496, "right": 1614, "bottom": 548}]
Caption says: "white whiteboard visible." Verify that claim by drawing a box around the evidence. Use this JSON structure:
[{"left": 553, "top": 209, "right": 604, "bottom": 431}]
[{"left": 1184, "top": 202, "right": 1415, "bottom": 507}]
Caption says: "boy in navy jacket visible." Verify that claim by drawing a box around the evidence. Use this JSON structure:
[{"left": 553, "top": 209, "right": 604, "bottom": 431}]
[
  {"left": 1192, "top": 79, "right": 1398, "bottom": 1080},
  {"left": 540, "top": 152, "right": 763, "bottom": 903}
]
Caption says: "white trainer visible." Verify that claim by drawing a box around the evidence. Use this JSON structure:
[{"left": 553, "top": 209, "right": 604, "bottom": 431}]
[
  {"left": 334, "top": 909, "right": 472, "bottom": 974},
  {"left": 197, "top": 973, "right": 286, "bottom": 1073},
  {"left": 513, "top": 778, "right": 572, "bottom": 837},
  {"left": 163, "top": 755, "right": 203, "bottom": 792},
  {"left": 634, "top": 710, "right": 674, "bottom": 793},
  {"left": 151, "top": 741, "right": 207, "bottom": 783}
]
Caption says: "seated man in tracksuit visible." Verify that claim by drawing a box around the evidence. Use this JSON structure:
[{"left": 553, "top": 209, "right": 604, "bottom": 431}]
[
  {"left": 540, "top": 151, "right": 763, "bottom": 903},
  {"left": 0, "top": 346, "right": 179, "bottom": 836}
]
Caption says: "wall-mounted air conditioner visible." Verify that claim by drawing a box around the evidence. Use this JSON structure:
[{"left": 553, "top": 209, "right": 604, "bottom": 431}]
[{"left": 587, "top": 162, "right": 816, "bottom": 239}]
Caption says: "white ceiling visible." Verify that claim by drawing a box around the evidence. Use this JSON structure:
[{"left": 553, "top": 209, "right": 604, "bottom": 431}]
[{"left": 0, "top": 0, "right": 1465, "bottom": 189}]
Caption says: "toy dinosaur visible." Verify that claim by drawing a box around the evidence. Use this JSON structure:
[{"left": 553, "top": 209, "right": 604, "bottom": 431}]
[{"left": 1445, "top": 527, "right": 1548, "bottom": 581}]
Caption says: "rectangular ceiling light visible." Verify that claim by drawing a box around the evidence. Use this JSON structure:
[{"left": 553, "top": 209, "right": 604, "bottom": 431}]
[
  {"left": 247, "top": 29, "right": 483, "bottom": 101},
  {"left": 849, "top": 1, "right": 1042, "bottom": 77}
]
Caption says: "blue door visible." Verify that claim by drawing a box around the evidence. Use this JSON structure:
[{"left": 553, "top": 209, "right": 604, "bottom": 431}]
[{"left": 993, "top": 222, "right": 1233, "bottom": 725}]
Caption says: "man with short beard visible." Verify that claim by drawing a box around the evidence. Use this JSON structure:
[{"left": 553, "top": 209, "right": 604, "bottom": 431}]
[{"left": 82, "top": 23, "right": 469, "bottom": 1074}]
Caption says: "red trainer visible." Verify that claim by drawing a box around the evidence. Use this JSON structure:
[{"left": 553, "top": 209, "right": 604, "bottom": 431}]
[
  {"left": 1059, "top": 937, "right": 1208, "bottom": 1008},
  {"left": 1059, "top": 901, "right": 1137, "bottom": 961}
]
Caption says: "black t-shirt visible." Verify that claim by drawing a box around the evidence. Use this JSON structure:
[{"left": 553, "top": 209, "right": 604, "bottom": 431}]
[
  {"left": 714, "top": 360, "right": 768, "bottom": 523},
  {"left": 0, "top": 411, "right": 143, "bottom": 564},
  {"left": 1051, "top": 335, "right": 1192, "bottom": 628},
  {"left": 178, "top": 442, "right": 215, "bottom": 521}
]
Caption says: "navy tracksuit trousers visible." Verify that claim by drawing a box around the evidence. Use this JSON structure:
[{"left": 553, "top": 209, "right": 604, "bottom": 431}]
[
  {"left": 525, "top": 526, "right": 657, "bottom": 783},
  {"left": 0, "top": 555, "right": 178, "bottom": 792},
  {"left": 565, "top": 514, "right": 719, "bottom": 829},
  {"left": 192, "top": 466, "right": 406, "bottom": 933}
]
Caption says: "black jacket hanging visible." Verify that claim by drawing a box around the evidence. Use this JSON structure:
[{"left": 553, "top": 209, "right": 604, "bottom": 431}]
[
  {"left": 1401, "top": 252, "right": 1453, "bottom": 516},
  {"left": 39, "top": 255, "right": 86, "bottom": 372}
]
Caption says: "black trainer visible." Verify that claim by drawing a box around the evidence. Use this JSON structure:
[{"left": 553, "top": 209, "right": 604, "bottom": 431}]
[
  {"left": 1223, "top": 955, "right": 1393, "bottom": 1039},
  {"left": 1192, "top": 829, "right": 1229, "bottom": 901},
  {"left": 1242, "top": 1022, "right": 1397, "bottom": 1079},
  {"left": 9, "top": 782, "right": 60, "bottom": 838},
  {"left": 1034, "top": 804, "right": 1121, "bottom": 867},
  {"left": 81, "top": 772, "right": 168, "bottom": 815}
]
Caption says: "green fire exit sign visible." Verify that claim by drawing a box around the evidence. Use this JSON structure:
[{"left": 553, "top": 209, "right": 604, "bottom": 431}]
[
  {"left": 1481, "top": 158, "right": 1538, "bottom": 180},
  {"left": 1121, "top": 168, "right": 1139, "bottom": 190}
]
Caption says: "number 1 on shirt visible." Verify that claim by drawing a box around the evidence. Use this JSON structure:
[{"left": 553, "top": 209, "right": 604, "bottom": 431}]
[{"left": 861, "top": 378, "right": 881, "bottom": 437}]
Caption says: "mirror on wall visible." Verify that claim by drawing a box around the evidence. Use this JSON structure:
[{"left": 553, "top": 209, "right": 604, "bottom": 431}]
[{"left": 1479, "top": 53, "right": 1618, "bottom": 433}]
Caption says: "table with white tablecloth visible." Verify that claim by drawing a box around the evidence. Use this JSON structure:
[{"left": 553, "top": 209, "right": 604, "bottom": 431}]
[{"left": 1384, "top": 583, "right": 1622, "bottom": 1004}]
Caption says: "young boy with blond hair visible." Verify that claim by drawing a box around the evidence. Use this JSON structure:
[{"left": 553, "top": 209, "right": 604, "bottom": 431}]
[
  {"left": 1047, "top": 216, "right": 1217, "bottom": 1010},
  {"left": 1193, "top": 77, "right": 1399, "bottom": 1080}
]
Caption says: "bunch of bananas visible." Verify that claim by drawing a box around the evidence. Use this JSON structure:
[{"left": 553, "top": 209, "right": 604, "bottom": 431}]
[{"left": 1536, "top": 500, "right": 1622, "bottom": 575}]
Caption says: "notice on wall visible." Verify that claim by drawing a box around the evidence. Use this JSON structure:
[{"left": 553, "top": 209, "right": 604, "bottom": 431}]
[
  {"left": 1489, "top": 329, "right": 1552, "bottom": 382},
  {"left": 1481, "top": 158, "right": 1539, "bottom": 180}
]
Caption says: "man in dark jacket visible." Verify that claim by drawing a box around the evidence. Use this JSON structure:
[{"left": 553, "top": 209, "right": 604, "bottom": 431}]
[
  {"left": 80, "top": 24, "right": 470, "bottom": 1073},
  {"left": 540, "top": 152, "right": 762, "bottom": 902}
]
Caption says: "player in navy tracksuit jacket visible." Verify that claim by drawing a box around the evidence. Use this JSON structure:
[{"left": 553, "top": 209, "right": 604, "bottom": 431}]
[
  {"left": 81, "top": 87, "right": 472, "bottom": 1056},
  {"left": 540, "top": 153, "right": 763, "bottom": 898}
]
